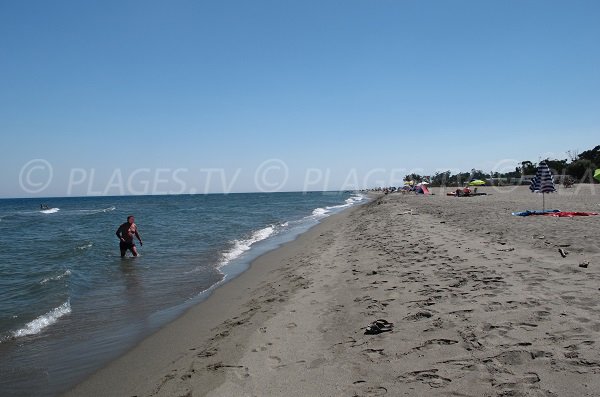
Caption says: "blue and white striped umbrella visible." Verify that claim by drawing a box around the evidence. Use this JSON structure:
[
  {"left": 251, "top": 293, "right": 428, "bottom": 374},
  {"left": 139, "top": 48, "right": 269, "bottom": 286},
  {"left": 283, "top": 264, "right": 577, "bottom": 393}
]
[
  {"left": 535, "top": 161, "right": 556, "bottom": 193},
  {"left": 530, "top": 160, "right": 555, "bottom": 210},
  {"left": 529, "top": 175, "right": 540, "bottom": 192}
]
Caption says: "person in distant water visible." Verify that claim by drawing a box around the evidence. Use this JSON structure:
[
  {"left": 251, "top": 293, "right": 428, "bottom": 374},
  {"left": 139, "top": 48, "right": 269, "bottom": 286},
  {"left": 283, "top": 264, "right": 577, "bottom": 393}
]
[{"left": 116, "top": 215, "right": 143, "bottom": 257}]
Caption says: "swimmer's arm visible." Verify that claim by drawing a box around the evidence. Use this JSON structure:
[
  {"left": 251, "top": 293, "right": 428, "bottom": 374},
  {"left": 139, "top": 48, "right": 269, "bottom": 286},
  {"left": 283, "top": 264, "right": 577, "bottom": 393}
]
[
  {"left": 134, "top": 230, "right": 143, "bottom": 245},
  {"left": 116, "top": 227, "right": 124, "bottom": 241}
]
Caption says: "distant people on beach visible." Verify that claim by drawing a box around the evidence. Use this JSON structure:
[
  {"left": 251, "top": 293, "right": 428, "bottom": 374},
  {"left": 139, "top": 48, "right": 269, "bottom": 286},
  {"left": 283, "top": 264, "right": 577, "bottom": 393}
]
[
  {"left": 116, "top": 215, "right": 143, "bottom": 257},
  {"left": 455, "top": 187, "right": 471, "bottom": 197}
]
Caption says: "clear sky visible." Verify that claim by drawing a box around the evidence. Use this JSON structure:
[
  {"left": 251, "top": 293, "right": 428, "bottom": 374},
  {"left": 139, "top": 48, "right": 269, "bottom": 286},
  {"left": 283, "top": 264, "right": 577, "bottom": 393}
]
[{"left": 1, "top": 0, "right": 599, "bottom": 197}]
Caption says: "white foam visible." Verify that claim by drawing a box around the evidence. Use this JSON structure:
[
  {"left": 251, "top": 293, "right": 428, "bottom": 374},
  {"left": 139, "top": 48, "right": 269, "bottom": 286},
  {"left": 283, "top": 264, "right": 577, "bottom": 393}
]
[
  {"left": 77, "top": 206, "right": 116, "bottom": 214},
  {"left": 40, "top": 208, "right": 60, "bottom": 214},
  {"left": 12, "top": 301, "right": 71, "bottom": 338},
  {"left": 326, "top": 203, "right": 350, "bottom": 210},
  {"left": 40, "top": 270, "right": 72, "bottom": 285},
  {"left": 216, "top": 194, "right": 365, "bottom": 270},
  {"left": 312, "top": 207, "right": 329, "bottom": 216},
  {"left": 76, "top": 242, "right": 93, "bottom": 250},
  {"left": 345, "top": 194, "right": 365, "bottom": 205},
  {"left": 310, "top": 194, "right": 365, "bottom": 219},
  {"left": 218, "top": 226, "right": 275, "bottom": 268}
]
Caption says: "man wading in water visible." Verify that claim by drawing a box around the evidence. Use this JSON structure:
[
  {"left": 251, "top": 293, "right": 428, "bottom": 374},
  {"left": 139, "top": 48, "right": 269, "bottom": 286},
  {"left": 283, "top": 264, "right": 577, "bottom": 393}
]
[{"left": 116, "top": 215, "right": 143, "bottom": 257}]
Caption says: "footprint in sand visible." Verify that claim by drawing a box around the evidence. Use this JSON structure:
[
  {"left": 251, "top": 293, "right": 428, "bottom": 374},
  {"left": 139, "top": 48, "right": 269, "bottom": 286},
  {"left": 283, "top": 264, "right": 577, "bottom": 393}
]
[
  {"left": 362, "top": 348, "right": 386, "bottom": 362},
  {"left": 397, "top": 368, "right": 451, "bottom": 388},
  {"left": 351, "top": 382, "right": 388, "bottom": 396},
  {"left": 416, "top": 339, "right": 459, "bottom": 351},
  {"left": 403, "top": 311, "right": 433, "bottom": 321},
  {"left": 197, "top": 348, "right": 218, "bottom": 357},
  {"left": 251, "top": 345, "right": 268, "bottom": 352},
  {"left": 268, "top": 355, "right": 283, "bottom": 369},
  {"left": 486, "top": 350, "right": 548, "bottom": 365},
  {"left": 308, "top": 357, "right": 327, "bottom": 369}
]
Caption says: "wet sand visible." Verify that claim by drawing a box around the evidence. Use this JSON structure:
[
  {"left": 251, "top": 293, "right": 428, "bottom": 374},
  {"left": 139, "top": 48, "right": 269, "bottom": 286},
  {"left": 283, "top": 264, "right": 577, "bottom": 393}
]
[{"left": 65, "top": 185, "right": 600, "bottom": 396}]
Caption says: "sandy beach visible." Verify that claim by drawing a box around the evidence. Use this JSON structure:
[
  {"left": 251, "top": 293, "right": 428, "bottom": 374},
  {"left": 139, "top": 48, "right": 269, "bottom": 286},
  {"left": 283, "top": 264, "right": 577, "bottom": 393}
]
[{"left": 65, "top": 185, "right": 600, "bottom": 397}]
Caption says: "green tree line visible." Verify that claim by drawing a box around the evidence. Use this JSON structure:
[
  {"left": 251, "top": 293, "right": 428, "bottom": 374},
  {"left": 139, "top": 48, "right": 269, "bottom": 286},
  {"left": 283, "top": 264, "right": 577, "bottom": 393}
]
[{"left": 406, "top": 145, "right": 600, "bottom": 186}]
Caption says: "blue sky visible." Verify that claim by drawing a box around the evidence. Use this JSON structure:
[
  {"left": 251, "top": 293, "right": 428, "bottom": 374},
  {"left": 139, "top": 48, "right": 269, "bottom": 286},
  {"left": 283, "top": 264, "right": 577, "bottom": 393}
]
[{"left": 1, "top": 0, "right": 599, "bottom": 197}]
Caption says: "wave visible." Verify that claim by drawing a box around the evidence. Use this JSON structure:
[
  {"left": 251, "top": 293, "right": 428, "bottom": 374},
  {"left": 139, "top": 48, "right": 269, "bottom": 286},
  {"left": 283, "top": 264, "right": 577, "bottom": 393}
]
[
  {"left": 2, "top": 206, "right": 116, "bottom": 221},
  {"left": 312, "top": 207, "right": 328, "bottom": 217},
  {"left": 40, "top": 269, "right": 72, "bottom": 285},
  {"left": 345, "top": 194, "right": 365, "bottom": 205},
  {"left": 11, "top": 301, "right": 71, "bottom": 339},
  {"left": 195, "top": 193, "right": 366, "bottom": 275},
  {"left": 76, "top": 206, "right": 116, "bottom": 215},
  {"left": 76, "top": 242, "right": 93, "bottom": 250},
  {"left": 218, "top": 226, "right": 275, "bottom": 268},
  {"left": 311, "top": 194, "right": 365, "bottom": 218}
]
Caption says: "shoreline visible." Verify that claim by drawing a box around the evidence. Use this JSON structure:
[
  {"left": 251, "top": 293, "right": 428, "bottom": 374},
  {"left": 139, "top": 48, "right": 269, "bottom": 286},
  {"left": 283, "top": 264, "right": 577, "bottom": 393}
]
[
  {"left": 63, "top": 201, "right": 368, "bottom": 396},
  {"left": 66, "top": 187, "right": 600, "bottom": 396},
  {"left": 0, "top": 192, "right": 365, "bottom": 397}
]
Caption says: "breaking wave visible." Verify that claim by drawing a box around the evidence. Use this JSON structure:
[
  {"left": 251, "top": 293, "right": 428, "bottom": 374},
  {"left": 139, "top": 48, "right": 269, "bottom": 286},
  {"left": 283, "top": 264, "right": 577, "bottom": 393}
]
[
  {"left": 218, "top": 226, "right": 275, "bottom": 268},
  {"left": 11, "top": 301, "right": 71, "bottom": 339},
  {"left": 40, "top": 270, "right": 72, "bottom": 285},
  {"left": 311, "top": 194, "right": 365, "bottom": 218}
]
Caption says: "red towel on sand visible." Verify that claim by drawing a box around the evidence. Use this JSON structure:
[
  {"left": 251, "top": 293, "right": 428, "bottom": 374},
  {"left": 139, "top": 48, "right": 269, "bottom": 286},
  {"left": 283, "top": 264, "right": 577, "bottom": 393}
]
[{"left": 543, "top": 212, "right": 599, "bottom": 217}]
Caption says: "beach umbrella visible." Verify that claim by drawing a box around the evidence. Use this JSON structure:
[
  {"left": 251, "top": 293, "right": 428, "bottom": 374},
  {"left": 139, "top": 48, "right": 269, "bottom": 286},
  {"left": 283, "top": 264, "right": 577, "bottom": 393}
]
[
  {"left": 468, "top": 179, "right": 486, "bottom": 186},
  {"left": 529, "top": 175, "right": 540, "bottom": 192},
  {"left": 594, "top": 168, "right": 600, "bottom": 182},
  {"left": 530, "top": 161, "right": 555, "bottom": 211}
]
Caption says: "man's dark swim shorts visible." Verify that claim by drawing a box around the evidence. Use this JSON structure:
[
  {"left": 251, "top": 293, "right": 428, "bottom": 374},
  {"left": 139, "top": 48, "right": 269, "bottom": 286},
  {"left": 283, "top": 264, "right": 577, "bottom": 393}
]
[{"left": 120, "top": 241, "right": 135, "bottom": 251}]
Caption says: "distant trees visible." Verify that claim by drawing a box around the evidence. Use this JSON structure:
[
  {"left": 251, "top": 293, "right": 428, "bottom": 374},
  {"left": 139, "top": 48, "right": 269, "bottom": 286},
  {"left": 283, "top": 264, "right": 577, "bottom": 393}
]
[
  {"left": 563, "top": 145, "right": 599, "bottom": 180},
  {"left": 431, "top": 171, "right": 451, "bottom": 186},
  {"left": 578, "top": 145, "right": 600, "bottom": 166},
  {"left": 520, "top": 161, "right": 536, "bottom": 175},
  {"left": 567, "top": 159, "right": 595, "bottom": 180},
  {"left": 402, "top": 144, "right": 599, "bottom": 187},
  {"left": 403, "top": 173, "right": 423, "bottom": 183},
  {"left": 544, "top": 159, "right": 568, "bottom": 174}
]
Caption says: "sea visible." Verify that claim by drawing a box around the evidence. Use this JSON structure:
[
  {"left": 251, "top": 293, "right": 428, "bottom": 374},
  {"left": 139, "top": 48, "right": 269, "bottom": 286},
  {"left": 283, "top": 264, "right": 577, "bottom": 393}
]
[{"left": 0, "top": 191, "right": 365, "bottom": 397}]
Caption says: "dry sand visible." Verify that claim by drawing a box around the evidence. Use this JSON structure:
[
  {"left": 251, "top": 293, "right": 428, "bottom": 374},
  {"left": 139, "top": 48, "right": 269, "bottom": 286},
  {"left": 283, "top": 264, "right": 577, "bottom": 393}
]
[{"left": 65, "top": 185, "right": 600, "bottom": 397}]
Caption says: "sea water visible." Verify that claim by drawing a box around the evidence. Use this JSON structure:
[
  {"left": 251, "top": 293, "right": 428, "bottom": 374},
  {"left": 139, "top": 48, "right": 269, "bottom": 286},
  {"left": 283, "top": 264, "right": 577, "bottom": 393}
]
[{"left": 0, "top": 191, "right": 365, "bottom": 396}]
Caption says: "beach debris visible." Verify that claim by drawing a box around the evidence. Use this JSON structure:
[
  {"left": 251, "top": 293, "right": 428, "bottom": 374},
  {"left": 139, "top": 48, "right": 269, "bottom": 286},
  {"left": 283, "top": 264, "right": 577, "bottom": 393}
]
[
  {"left": 364, "top": 319, "right": 393, "bottom": 335},
  {"left": 367, "top": 270, "right": 378, "bottom": 276},
  {"left": 497, "top": 247, "right": 515, "bottom": 252},
  {"left": 579, "top": 261, "right": 589, "bottom": 268},
  {"left": 558, "top": 248, "right": 569, "bottom": 258}
]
